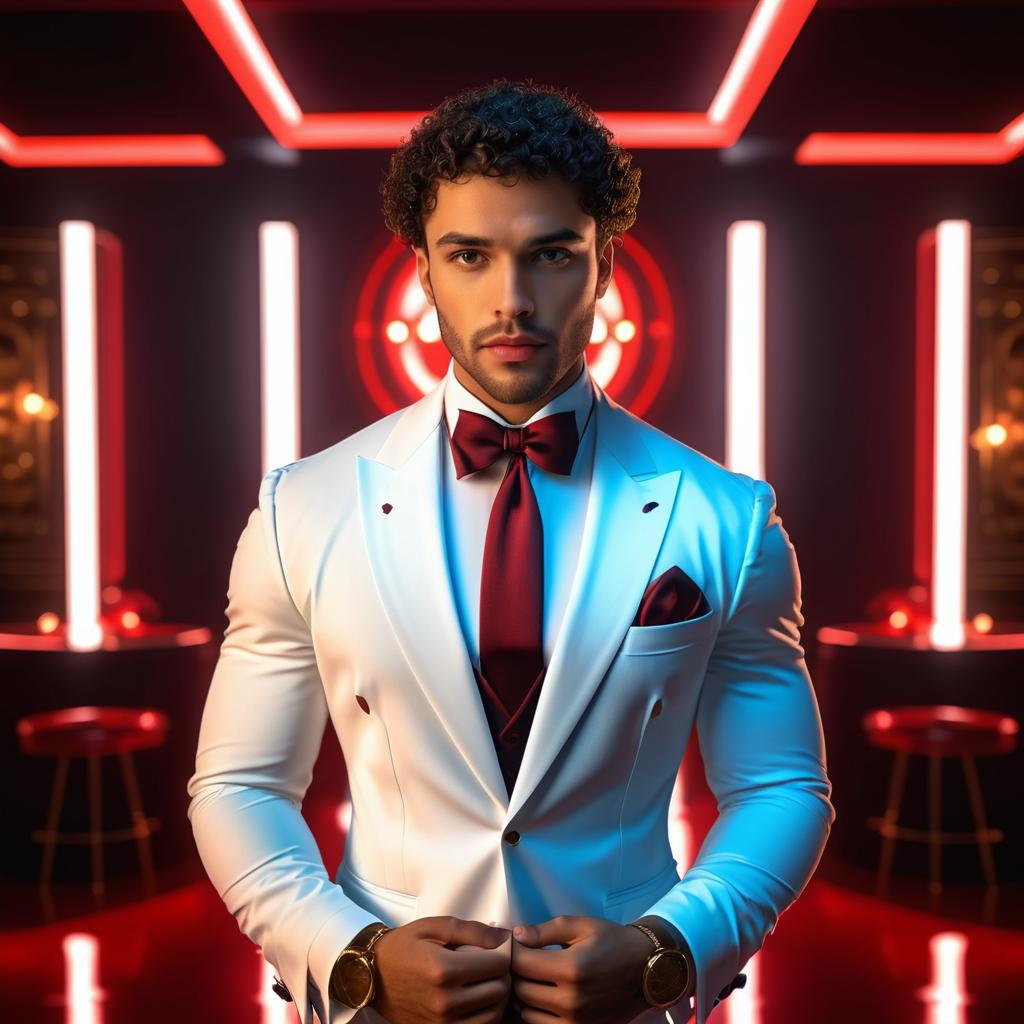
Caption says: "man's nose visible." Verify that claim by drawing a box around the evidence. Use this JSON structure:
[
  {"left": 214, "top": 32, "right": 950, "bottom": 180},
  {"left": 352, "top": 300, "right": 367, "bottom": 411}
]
[{"left": 494, "top": 262, "right": 535, "bottom": 321}]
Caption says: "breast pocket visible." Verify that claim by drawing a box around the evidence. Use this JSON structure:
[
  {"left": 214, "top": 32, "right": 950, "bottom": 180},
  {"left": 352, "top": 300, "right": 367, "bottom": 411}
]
[{"left": 618, "top": 605, "right": 717, "bottom": 657}]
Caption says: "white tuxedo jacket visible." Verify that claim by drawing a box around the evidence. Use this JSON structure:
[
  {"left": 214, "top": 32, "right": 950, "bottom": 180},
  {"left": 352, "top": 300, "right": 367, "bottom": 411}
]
[{"left": 187, "top": 371, "right": 834, "bottom": 1024}]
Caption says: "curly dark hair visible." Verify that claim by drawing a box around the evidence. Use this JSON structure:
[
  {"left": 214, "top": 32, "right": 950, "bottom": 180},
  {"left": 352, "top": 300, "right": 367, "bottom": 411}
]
[{"left": 380, "top": 78, "right": 641, "bottom": 254}]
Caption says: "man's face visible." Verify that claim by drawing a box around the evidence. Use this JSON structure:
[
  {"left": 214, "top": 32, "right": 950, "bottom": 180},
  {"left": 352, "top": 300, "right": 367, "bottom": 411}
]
[{"left": 413, "top": 171, "right": 614, "bottom": 421}]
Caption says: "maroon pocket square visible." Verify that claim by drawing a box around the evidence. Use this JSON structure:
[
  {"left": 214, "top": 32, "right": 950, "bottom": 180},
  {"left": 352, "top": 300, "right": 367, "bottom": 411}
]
[{"left": 631, "top": 565, "right": 709, "bottom": 627}]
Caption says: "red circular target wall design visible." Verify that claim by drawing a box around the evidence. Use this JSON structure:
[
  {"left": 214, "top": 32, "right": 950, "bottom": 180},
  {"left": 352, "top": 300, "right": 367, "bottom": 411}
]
[{"left": 352, "top": 232, "right": 677, "bottom": 417}]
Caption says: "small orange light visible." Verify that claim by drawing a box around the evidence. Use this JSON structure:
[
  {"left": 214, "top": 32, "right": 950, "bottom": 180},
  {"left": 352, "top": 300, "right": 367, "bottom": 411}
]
[
  {"left": 22, "top": 392, "right": 46, "bottom": 415},
  {"left": 972, "top": 613, "right": 993, "bottom": 634},
  {"left": 36, "top": 612, "right": 60, "bottom": 634},
  {"left": 614, "top": 319, "right": 636, "bottom": 342},
  {"left": 889, "top": 609, "right": 910, "bottom": 629},
  {"left": 983, "top": 424, "right": 1008, "bottom": 446},
  {"left": 121, "top": 610, "right": 141, "bottom": 629},
  {"left": 385, "top": 320, "right": 409, "bottom": 343}
]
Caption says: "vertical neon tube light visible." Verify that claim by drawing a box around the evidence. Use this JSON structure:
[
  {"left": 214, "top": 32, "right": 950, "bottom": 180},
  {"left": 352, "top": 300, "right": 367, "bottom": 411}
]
[
  {"left": 930, "top": 221, "right": 970, "bottom": 650},
  {"left": 60, "top": 221, "right": 103, "bottom": 652},
  {"left": 259, "top": 222, "right": 301, "bottom": 475},
  {"left": 726, "top": 221, "right": 766, "bottom": 479},
  {"left": 722, "top": 221, "right": 768, "bottom": 1024}
]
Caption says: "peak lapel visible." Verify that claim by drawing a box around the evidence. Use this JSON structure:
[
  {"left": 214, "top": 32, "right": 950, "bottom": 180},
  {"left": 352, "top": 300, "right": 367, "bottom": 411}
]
[
  {"left": 356, "top": 378, "right": 509, "bottom": 813},
  {"left": 505, "top": 386, "right": 683, "bottom": 824}
]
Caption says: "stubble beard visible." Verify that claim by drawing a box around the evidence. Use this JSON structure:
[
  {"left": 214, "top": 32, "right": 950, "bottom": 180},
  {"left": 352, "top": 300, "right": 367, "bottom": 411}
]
[{"left": 436, "top": 301, "right": 596, "bottom": 407}]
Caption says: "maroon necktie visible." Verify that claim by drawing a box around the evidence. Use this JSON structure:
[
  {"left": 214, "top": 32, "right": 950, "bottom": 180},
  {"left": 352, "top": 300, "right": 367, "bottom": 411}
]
[{"left": 448, "top": 408, "right": 579, "bottom": 722}]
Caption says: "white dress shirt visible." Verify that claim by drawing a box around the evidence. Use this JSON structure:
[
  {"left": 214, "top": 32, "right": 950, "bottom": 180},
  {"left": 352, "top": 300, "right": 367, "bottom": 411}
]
[{"left": 440, "top": 356, "right": 597, "bottom": 672}]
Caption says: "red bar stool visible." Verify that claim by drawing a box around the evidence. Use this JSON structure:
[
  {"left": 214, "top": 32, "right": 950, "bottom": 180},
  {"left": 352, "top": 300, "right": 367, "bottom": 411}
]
[
  {"left": 862, "top": 704, "right": 1019, "bottom": 899},
  {"left": 16, "top": 706, "right": 169, "bottom": 898}
]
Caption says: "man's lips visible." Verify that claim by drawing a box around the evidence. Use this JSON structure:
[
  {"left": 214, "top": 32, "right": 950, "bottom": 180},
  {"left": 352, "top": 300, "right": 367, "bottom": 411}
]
[{"left": 481, "top": 335, "right": 544, "bottom": 348}]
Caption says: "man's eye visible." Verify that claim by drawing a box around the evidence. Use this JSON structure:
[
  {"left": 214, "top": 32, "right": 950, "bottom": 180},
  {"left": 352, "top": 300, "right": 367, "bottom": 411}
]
[{"left": 449, "top": 249, "right": 572, "bottom": 266}]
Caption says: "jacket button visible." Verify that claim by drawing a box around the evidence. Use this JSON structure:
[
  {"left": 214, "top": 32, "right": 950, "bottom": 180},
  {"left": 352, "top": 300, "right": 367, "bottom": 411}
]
[
  {"left": 650, "top": 699, "right": 663, "bottom": 719},
  {"left": 355, "top": 695, "right": 370, "bottom": 714},
  {"left": 503, "top": 829, "right": 521, "bottom": 846}
]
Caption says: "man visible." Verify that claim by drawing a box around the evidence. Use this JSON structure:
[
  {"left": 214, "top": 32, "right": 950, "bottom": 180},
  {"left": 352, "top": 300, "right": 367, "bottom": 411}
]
[{"left": 187, "top": 79, "right": 834, "bottom": 1024}]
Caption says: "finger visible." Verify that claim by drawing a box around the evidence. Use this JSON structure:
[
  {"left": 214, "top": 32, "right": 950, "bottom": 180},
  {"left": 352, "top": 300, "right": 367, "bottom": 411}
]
[
  {"left": 436, "top": 941, "right": 512, "bottom": 986},
  {"left": 448, "top": 976, "right": 510, "bottom": 1017},
  {"left": 456, "top": 1004, "right": 514, "bottom": 1024},
  {"left": 513, "top": 916, "right": 582, "bottom": 949},
  {"left": 519, "top": 1000, "right": 564, "bottom": 1022},
  {"left": 511, "top": 939, "right": 573, "bottom": 982},
  {"left": 514, "top": 976, "right": 565, "bottom": 1016},
  {"left": 417, "top": 915, "right": 511, "bottom": 949}
]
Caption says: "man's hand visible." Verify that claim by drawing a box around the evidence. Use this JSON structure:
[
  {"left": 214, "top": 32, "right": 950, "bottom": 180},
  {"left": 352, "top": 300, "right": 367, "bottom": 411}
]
[
  {"left": 510, "top": 915, "right": 655, "bottom": 1024},
  {"left": 372, "top": 916, "right": 512, "bottom": 1024}
]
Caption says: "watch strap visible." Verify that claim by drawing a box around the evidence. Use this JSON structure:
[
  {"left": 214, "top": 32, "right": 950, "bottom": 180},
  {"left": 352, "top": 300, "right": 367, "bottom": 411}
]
[{"left": 347, "top": 922, "right": 390, "bottom": 952}]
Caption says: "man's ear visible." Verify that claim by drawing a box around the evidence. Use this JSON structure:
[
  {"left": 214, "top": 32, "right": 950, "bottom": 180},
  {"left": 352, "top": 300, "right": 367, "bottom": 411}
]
[
  {"left": 596, "top": 234, "right": 615, "bottom": 300},
  {"left": 414, "top": 244, "right": 435, "bottom": 306}
]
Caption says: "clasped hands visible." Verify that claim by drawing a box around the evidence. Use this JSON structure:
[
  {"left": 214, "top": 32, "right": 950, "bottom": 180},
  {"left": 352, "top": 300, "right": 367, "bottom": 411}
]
[{"left": 371, "top": 914, "right": 656, "bottom": 1024}]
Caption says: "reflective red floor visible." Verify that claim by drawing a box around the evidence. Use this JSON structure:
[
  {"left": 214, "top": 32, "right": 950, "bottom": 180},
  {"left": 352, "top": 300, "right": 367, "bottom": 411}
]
[{"left": 2, "top": 794, "right": 1022, "bottom": 1024}]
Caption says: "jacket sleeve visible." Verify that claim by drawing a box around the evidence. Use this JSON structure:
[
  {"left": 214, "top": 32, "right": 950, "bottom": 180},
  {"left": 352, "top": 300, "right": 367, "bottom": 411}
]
[
  {"left": 639, "top": 476, "right": 835, "bottom": 1024},
  {"left": 186, "top": 466, "right": 382, "bottom": 1024}
]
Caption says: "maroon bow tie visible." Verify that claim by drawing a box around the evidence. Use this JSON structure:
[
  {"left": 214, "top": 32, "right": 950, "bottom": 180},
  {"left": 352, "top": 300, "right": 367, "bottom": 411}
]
[{"left": 448, "top": 408, "right": 580, "bottom": 479}]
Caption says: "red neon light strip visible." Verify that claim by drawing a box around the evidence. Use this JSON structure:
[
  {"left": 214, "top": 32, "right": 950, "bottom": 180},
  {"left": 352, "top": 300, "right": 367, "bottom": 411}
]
[
  {"left": 184, "top": 0, "right": 816, "bottom": 150},
  {"left": 796, "top": 112, "right": 1024, "bottom": 165},
  {"left": 0, "top": 124, "right": 224, "bottom": 167}
]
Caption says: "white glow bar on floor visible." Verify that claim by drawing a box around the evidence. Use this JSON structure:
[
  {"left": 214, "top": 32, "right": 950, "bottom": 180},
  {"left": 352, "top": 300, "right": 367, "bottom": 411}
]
[
  {"left": 726, "top": 221, "right": 766, "bottom": 479},
  {"left": 930, "top": 221, "right": 970, "bottom": 650},
  {"left": 922, "top": 931, "right": 968, "bottom": 1024},
  {"left": 260, "top": 221, "right": 301, "bottom": 475},
  {"left": 63, "top": 932, "right": 101, "bottom": 1024},
  {"left": 60, "top": 221, "right": 103, "bottom": 652}
]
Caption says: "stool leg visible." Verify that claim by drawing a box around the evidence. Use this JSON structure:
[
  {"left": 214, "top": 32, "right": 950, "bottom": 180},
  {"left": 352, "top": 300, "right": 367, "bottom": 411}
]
[
  {"left": 961, "top": 755, "right": 998, "bottom": 889},
  {"left": 928, "top": 754, "right": 942, "bottom": 898},
  {"left": 118, "top": 751, "right": 157, "bottom": 896},
  {"left": 876, "top": 750, "right": 909, "bottom": 898},
  {"left": 87, "top": 754, "right": 104, "bottom": 898},
  {"left": 40, "top": 755, "right": 69, "bottom": 890}
]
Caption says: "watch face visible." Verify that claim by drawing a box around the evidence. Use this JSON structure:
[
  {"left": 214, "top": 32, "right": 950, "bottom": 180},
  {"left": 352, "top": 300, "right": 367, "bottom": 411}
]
[
  {"left": 645, "top": 949, "right": 689, "bottom": 1006},
  {"left": 334, "top": 952, "right": 374, "bottom": 1007}
]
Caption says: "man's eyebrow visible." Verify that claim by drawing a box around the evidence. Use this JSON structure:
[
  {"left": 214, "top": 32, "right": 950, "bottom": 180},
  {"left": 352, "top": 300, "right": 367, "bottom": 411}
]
[{"left": 434, "top": 228, "right": 586, "bottom": 248}]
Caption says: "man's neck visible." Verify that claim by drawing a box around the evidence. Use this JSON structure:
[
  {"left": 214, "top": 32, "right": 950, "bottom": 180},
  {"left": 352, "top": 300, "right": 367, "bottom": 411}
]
[{"left": 452, "top": 356, "right": 586, "bottom": 425}]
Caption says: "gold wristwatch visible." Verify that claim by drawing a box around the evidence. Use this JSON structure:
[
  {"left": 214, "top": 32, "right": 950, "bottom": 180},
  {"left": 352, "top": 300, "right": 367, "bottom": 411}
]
[
  {"left": 328, "top": 922, "right": 391, "bottom": 1009},
  {"left": 629, "top": 919, "right": 694, "bottom": 1010}
]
